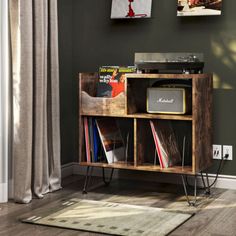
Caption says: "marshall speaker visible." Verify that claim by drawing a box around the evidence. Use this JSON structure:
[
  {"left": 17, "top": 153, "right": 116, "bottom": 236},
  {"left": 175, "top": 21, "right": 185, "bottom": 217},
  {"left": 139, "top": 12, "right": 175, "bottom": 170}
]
[{"left": 147, "top": 87, "right": 192, "bottom": 114}]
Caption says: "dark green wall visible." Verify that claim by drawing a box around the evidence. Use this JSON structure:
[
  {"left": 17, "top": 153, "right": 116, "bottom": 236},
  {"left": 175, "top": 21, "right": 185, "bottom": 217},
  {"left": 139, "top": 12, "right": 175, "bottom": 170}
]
[
  {"left": 58, "top": 0, "right": 76, "bottom": 164},
  {"left": 58, "top": 0, "right": 236, "bottom": 175}
]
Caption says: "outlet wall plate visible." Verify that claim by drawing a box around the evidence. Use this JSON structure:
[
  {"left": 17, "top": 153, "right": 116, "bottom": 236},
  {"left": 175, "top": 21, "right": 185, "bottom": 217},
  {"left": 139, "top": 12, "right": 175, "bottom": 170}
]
[
  {"left": 213, "top": 144, "right": 222, "bottom": 160},
  {"left": 223, "top": 145, "right": 233, "bottom": 160}
]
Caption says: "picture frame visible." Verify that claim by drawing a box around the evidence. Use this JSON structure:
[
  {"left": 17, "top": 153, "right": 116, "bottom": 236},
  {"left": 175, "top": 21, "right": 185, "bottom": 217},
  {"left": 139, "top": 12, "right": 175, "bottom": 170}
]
[
  {"left": 177, "top": 0, "right": 222, "bottom": 16},
  {"left": 111, "top": 0, "right": 152, "bottom": 19}
]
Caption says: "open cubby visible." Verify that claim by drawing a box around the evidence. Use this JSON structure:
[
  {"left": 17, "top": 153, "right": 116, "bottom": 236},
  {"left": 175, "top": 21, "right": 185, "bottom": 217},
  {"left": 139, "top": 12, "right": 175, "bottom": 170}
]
[
  {"left": 136, "top": 119, "right": 157, "bottom": 166},
  {"left": 127, "top": 75, "right": 193, "bottom": 116},
  {"left": 136, "top": 119, "right": 192, "bottom": 169},
  {"left": 81, "top": 116, "right": 134, "bottom": 166},
  {"left": 79, "top": 72, "right": 212, "bottom": 175}
]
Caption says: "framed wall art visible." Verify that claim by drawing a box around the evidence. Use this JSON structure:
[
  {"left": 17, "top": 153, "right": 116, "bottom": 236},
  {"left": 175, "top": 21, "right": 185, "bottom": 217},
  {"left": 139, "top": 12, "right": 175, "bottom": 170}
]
[
  {"left": 177, "top": 0, "right": 222, "bottom": 16},
  {"left": 111, "top": 0, "right": 152, "bottom": 19}
]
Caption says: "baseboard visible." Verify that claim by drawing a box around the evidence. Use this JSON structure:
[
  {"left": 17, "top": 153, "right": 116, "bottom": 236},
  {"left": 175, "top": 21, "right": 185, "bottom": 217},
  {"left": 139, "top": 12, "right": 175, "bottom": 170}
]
[
  {"left": 205, "top": 174, "right": 236, "bottom": 190},
  {"left": 62, "top": 162, "right": 236, "bottom": 190},
  {"left": 61, "top": 162, "right": 75, "bottom": 178},
  {"left": 0, "top": 183, "right": 8, "bottom": 203}
]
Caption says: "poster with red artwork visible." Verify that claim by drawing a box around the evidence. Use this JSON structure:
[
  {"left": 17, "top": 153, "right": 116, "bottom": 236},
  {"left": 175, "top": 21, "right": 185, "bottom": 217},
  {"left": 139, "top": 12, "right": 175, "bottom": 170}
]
[
  {"left": 177, "top": 0, "right": 222, "bottom": 16},
  {"left": 111, "top": 0, "right": 152, "bottom": 19}
]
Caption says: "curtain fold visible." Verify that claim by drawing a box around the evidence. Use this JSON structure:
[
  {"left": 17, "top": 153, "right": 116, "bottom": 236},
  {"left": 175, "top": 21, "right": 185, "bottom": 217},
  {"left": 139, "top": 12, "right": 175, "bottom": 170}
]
[
  {"left": 10, "top": 0, "right": 61, "bottom": 203},
  {"left": 0, "top": 0, "right": 10, "bottom": 203}
]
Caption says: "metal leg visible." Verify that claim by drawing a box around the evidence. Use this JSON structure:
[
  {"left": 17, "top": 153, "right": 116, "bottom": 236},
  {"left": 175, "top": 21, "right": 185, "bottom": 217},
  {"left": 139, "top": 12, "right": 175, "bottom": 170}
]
[
  {"left": 200, "top": 171, "right": 211, "bottom": 195},
  {"left": 205, "top": 172, "right": 211, "bottom": 195},
  {"left": 200, "top": 171, "right": 206, "bottom": 189},
  {"left": 181, "top": 175, "right": 197, "bottom": 206},
  {"left": 181, "top": 175, "right": 191, "bottom": 204},
  {"left": 102, "top": 168, "right": 114, "bottom": 186},
  {"left": 82, "top": 166, "right": 93, "bottom": 194}
]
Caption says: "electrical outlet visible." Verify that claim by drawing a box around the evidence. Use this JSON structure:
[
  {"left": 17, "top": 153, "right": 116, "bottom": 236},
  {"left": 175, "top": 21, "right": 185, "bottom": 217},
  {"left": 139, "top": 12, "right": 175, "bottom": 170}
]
[
  {"left": 213, "top": 144, "right": 222, "bottom": 159},
  {"left": 223, "top": 145, "right": 233, "bottom": 160}
]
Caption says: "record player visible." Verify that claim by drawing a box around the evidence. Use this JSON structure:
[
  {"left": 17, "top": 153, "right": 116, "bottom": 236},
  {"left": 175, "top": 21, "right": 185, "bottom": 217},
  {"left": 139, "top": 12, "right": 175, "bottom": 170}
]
[{"left": 135, "top": 53, "right": 204, "bottom": 74}]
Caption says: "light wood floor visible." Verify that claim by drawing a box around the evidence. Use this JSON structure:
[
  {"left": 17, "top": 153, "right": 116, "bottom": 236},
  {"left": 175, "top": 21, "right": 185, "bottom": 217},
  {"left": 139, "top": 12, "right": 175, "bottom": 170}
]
[{"left": 1, "top": 175, "right": 236, "bottom": 236}]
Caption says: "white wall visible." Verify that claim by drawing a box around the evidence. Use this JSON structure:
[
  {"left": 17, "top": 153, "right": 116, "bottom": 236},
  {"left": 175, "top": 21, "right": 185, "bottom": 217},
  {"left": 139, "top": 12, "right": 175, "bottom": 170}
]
[{"left": 0, "top": 0, "right": 9, "bottom": 203}]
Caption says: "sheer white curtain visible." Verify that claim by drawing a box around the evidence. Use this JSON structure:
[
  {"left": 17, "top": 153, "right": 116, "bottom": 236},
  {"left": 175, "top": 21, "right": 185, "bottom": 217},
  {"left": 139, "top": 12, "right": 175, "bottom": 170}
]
[{"left": 0, "top": 0, "right": 10, "bottom": 203}]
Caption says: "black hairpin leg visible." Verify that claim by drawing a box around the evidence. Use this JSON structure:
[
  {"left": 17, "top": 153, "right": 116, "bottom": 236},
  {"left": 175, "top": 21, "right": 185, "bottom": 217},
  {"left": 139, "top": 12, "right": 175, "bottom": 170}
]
[
  {"left": 200, "top": 171, "right": 206, "bottom": 189},
  {"left": 82, "top": 166, "right": 93, "bottom": 194},
  {"left": 181, "top": 174, "right": 197, "bottom": 206},
  {"left": 102, "top": 168, "right": 114, "bottom": 186},
  {"left": 200, "top": 171, "right": 211, "bottom": 195},
  {"left": 206, "top": 172, "right": 211, "bottom": 195},
  {"left": 205, "top": 172, "right": 211, "bottom": 195}
]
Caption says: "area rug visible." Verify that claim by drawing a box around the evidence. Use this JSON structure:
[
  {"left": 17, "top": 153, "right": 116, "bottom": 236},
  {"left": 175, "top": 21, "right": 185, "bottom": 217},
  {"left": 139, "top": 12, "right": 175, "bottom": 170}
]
[{"left": 22, "top": 198, "right": 193, "bottom": 236}]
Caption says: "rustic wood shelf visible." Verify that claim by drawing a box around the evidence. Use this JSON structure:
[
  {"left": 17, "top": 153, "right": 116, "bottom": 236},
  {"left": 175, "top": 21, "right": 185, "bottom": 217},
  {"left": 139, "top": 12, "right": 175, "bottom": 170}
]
[
  {"left": 80, "top": 112, "right": 193, "bottom": 121},
  {"left": 79, "top": 162, "right": 193, "bottom": 174},
  {"left": 78, "top": 72, "right": 213, "bottom": 176}
]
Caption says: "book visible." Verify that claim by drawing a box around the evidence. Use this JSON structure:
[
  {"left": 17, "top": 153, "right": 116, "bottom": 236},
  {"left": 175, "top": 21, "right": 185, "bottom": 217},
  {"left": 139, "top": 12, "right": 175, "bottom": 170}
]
[
  {"left": 84, "top": 117, "right": 102, "bottom": 163},
  {"left": 88, "top": 118, "right": 94, "bottom": 162},
  {"left": 92, "top": 118, "right": 101, "bottom": 162},
  {"left": 96, "top": 66, "right": 136, "bottom": 98},
  {"left": 150, "top": 120, "right": 181, "bottom": 168},
  {"left": 95, "top": 118, "right": 125, "bottom": 164},
  {"left": 83, "top": 117, "right": 91, "bottom": 162}
]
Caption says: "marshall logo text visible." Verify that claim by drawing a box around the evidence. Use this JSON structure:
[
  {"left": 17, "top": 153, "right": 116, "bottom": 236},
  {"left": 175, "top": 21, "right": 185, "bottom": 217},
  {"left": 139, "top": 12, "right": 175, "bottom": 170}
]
[{"left": 157, "top": 98, "right": 175, "bottom": 104}]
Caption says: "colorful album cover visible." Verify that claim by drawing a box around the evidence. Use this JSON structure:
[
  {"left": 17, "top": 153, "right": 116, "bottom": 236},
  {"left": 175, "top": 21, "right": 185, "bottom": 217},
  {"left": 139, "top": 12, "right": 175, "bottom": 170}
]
[
  {"left": 96, "top": 118, "right": 125, "bottom": 164},
  {"left": 97, "top": 66, "right": 136, "bottom": 98}
]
